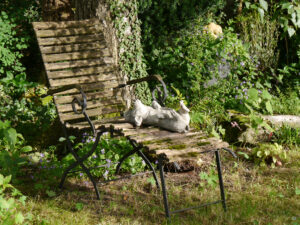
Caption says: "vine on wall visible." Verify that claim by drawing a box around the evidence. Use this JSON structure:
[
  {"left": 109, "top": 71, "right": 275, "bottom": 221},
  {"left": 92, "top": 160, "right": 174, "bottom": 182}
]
[{"left": 108, "top": 0, "right": 151, "bottom": 104}]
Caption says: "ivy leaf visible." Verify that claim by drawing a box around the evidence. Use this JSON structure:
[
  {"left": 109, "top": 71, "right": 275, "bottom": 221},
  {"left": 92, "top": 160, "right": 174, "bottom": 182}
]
[
  {"left": 287, "top": 27, "right": 295, "bottom": 37},
  {"left": 259, "top": 0, "right": 268, "bottom": 11}
]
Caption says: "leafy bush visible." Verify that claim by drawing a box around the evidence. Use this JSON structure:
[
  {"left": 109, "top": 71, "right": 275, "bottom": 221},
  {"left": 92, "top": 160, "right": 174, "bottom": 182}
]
[
  {"left": 251, "top": 143, "right": 287, "bottom": 167},
  {"left": 0, "top": 174, "right": 32, "bottom": 224},
  {"left": 60, "top": 134, "right": 147, "bottom": 180},
  {"left": 0, "top": 120, "right": 32, "bottom": 181}
]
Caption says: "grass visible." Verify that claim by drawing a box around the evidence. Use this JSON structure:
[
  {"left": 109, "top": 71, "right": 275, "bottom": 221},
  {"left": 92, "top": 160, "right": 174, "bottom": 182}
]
[{"left": 15, "top": 148, "right": 300, "bottom": 225}]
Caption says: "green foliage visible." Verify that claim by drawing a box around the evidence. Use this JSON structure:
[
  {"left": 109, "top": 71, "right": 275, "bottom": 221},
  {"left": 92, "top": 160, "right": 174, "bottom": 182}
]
[
  {"left": 54, "top": 134, "right": 147, "bottom": 182},
  {"left": 236, "top": 10, "right": 279, "bottom": 72},
  {"left": 199, "top": 169, "right": 218, "bottom": 189},
  {"left": 108, "top": 0, "right": 151, "bottom": 104},
  {"left": 0, "top": 174, "right": 32, "bottom": 224},
  {"left": 272, "top": 88, "right": 300, "bottom": 115},
  {"left": 0, "top": 120, "right": 31, "bottom": 180},
  {"left": 251, "top": 143, "right": 287, "bottom": 167},
  {"left": 272, "top": 125, "right": 300, "bottom": 147}
]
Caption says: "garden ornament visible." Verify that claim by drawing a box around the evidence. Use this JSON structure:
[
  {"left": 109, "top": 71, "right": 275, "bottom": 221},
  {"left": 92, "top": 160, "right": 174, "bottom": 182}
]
[{"left": 124, "top": 100, "right": 190, "bottom": 133}]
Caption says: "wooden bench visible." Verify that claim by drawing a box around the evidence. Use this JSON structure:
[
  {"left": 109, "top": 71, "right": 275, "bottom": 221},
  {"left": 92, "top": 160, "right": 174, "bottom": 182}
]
[{"left": 33, "top": 19, "right": 236, "bottom": 219}]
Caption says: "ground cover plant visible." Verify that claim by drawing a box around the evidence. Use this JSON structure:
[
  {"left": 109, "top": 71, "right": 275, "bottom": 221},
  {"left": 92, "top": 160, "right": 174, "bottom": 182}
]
[{"left": 0, "top": 0, "right": 299, "bottom": 224}]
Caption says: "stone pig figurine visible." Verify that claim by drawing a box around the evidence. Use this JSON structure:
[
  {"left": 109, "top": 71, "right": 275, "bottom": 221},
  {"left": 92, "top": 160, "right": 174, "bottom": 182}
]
[{"left": 124, "top": 100, "right": 190, "bottom": 133}]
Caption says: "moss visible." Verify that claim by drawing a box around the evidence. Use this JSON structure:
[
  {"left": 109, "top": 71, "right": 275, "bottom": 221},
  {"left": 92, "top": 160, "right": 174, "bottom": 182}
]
[
  {"left": 142, "top": 138, "right": 172, "bottom": 145},
  {"left": 186, "top": 152, "right": 198, "bottom": 157},
  {"left": 168, "top": 144, "right": 187, "bottom": 150},
  {"left": 197, "top": 141, "right": 211, "bottom": 146}
]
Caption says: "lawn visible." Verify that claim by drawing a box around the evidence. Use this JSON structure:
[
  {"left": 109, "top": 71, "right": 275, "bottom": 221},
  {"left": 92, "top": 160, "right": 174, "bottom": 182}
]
[{"left": 17, "top": 148, "right": 300, "bottom": 225}]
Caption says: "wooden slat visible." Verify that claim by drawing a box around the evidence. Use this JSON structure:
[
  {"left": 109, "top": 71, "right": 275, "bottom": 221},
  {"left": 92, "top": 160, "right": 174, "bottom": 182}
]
[
  {"left": 54, "top": 90, "right": 122, "bottom": 104},
  {"left": 40, "top": 42, "right": 107, "bottom": 54},
  {"left": 35, "top": 26, "right": 102, "bottom": 38},
  {"left": 43, "top": 48, "right": 110, "bottom": 62},
  {"left": 59, "top": 105, "right": 125, "bottom": 121},
  {"left": 69, "top": 117, "right": 127, "bottom": 129},
  {"left": 49, "top": 75, "right": 118, "bottom": 87},
  {"left": 44, "top": 58, "right": 114, "bottom": 71},
  {"left": 37, "top": 34, "right": 104, "bottom": 46},
  {"left": 47, "top": 65, "right": 115, "bottom": 79},
  {"left": 57, "top": 98, "right": 124, "bottom": 113},
  {"left": 33, "top": 19, "right": 99, "bottom": 30}
]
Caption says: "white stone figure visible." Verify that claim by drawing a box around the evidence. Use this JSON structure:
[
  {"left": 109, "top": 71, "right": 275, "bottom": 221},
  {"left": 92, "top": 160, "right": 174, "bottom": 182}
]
[{"left": 124, "top": 100, "right": 190, "bottom": 133}]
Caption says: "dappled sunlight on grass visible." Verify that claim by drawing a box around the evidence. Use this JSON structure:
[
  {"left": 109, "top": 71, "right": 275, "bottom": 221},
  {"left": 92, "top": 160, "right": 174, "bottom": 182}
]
[{"left": 16, "top": 149, "right": 300, "bottom": 224}]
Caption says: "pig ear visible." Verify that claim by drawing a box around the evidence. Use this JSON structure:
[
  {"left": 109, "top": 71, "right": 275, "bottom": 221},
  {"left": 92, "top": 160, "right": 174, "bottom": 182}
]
[{"left": 180, "top": 100, "right": 190, "bottom": 112}]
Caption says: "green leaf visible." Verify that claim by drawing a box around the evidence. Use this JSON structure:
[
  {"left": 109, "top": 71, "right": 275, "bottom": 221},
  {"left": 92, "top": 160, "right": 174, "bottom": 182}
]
[
  {"left": 287, "top": 27, "right": 296, "bottom": 37},
  {"left": 248, "top": 88, "right": 259, "bottom": 100},
  {"left": 4, "top": 128, "right": 17, "bottom": 149},
  {"left": 259, "top": 0, "right": 268, "bottom": 11},
  {"left": 59, "top": 137, "right": 66, "bottom": 142},
  {"left": 265, "top": 101, "right": 273, "bottom": 114},
  {"left": 238, "top": 151, "right": 249, "bottom": 159},
  {"left": 245, "top": 1, "right": 250, "bottom": 9},
  {"left": 261, "top": 90, "right": 272, "bottom": 100},
  {"left": 15, "top": 212, "right": 25, "bottom": 224},
  {"left": 41, "top": 96, "right": 53, "bottom": 106},
  {"left": 75, "top": 202, "right": 84, "bottom": 211},
  {"left": 296, "top": 188, "right": 300, "bottom": 195},
  {"left": 21, "top": 146, "right": 32, "bottom": 152},
  {"left": 46, "top": 190, "right": 56, "bottom": 197},
  {"left": 258, "top": 7, "right": 264, "bottom": 21}
]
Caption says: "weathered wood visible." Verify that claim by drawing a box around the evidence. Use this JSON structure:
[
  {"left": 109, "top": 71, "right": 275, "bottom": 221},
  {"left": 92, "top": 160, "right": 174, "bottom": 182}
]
[
  {"left": 44, "top": 57, "right": 113, "bottom": 71},
  {"left": 40, "top": 42, "right": 107, "bottom": 54},
  {"left": 70, "top": 117, "right": 127, "bottom": 129},
  {"left": 35, "top": 26, "right": 102, "bottom": 38},
  {"left": 43, "top": 48, "right": 110, "bottom": 62},
  {"left": 33, "top": 19, "right": 100, "bottom": 30},
  {"left": 54, "top": 90, "right": 122, "bottom": 104},
  {"left": 50, "top": 76, "right": 118, "bottom": 87},
  {"left": 38, "top": 34, "right": 104, "bottom": 46},
  {"left": 47, "top": 65, "right": 115, "bottom": 79},
  {"left": 57, "top": 98, "right": 124, "bottom": 113},
  {"left": 60, "top": 105, "right": 125, "bottom": 121}
]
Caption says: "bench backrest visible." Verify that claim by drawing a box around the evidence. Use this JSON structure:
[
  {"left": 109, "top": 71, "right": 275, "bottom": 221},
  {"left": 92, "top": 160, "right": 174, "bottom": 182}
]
[{"left": 33, "top": 19, "right": 126, "bottom": 127}]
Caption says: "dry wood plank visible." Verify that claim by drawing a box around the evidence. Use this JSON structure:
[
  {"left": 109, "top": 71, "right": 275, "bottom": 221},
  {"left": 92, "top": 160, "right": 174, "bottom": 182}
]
[
  {"left": 35, "top": 26, "right": 102, "bottom": 38},
  {"left": 59, "top": 105, "right": 125, "bottom": 121},
  {"left": 57, "top": 98, "right": 124, "bottom": 113},
  {"left": 37, "top": 34, "right": 104, "bottom": 46},
  {"left": 40, "top": 42, "right": 107, "bottom": 54},
  {"left": 122, "top": 127, "right": 161, "bottom": 136},
  {"left": 70, "top": 117, "right": 126, "bottom": 128},
  {"left": 54, "top": 90, "right": 122, "bottom": 104},
  {"left": 49, "top": 75, "right": 118, "bottom": 87},
  {"left": 33, "top": 19, "right": 99, "bottom": 30},
  {"left": 131, "top": 130, "right": 204, "bottom": 143},
  {"left": 44, "top": 57, "right": 114, "bottom": 71},
  {"left": 47, "top": 65, "right": 115, "bottom": 79},
  {"left": 43, "top": 48, "right": 110, "bottom": 62}
]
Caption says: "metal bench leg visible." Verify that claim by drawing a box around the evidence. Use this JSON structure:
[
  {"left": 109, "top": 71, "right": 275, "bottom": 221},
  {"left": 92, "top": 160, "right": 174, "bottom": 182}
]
[
  {"left": 115, "top": 147, "right": 141, "bottom": 174},
  {"left": 158, "top": 155, "right": 171, "bottom": 219},
  {"left": 215, "top": 150, "right": 227, "bottom": 211},
  {"left": 137, "top": 150, "right": 160, "bottom": 190}
]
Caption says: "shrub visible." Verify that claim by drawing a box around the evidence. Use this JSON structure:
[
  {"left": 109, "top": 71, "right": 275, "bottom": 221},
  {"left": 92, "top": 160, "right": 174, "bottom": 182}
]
[
  {"left": 0, "top": 174, "right": 32, "bottom": 224},
  {"left": 251, "top": 143, "right": 287, "bottom": 168}
]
